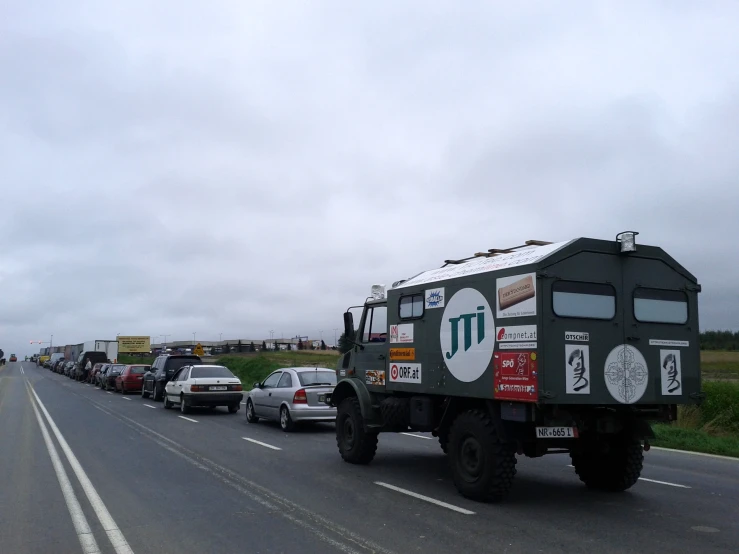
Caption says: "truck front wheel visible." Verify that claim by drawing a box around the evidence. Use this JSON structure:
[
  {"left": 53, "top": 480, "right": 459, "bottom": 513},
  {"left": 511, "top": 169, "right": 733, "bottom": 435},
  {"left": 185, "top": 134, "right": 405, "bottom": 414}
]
[
  {"left": 570, "top": 435, "right": 644, "bottom": 492},
  {"left": 448, "top": 410, "right": 516, "bottom": 502},
  {"left": 336, "top": 397, "right": 378, "bottom": 464}
]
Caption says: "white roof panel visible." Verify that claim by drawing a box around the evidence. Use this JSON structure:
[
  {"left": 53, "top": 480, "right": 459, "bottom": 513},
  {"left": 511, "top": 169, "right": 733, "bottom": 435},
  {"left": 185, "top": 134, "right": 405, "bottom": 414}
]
[{"left": 393, "top": 239, "right": 574, "bottom": 289}]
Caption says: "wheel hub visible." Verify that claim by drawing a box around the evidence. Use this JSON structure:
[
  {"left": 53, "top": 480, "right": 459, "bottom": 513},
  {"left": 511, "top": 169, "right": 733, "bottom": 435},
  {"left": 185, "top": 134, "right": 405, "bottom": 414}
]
[
  {"left": 459, "top": 436, "right": 483, "bottom": 480},
  {"left": 343, "top": 418, "right": 355, "bottom": 448}
]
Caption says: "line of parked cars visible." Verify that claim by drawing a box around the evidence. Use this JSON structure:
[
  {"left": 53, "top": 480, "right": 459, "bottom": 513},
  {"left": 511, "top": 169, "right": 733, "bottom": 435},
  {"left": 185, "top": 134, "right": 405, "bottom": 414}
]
[{"left": 42, "top": 352, "right": 339, "bottom": 428}]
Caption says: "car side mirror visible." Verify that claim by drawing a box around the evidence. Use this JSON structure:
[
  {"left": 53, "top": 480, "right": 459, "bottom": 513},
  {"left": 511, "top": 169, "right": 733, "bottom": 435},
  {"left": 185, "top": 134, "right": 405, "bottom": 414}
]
[
  {"left": 343, "top": 311, "right": 354, "bottom": 341},
  {"left": 253, "top": 382, "right": 261, "bottom": 389}
]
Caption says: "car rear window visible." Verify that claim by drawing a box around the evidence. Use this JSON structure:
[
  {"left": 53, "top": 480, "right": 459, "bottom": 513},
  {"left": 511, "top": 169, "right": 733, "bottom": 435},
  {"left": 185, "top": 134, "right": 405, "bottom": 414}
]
[
  {"left": 190, "top": 366, "right": 234, "bottom": 379},
  {"left": 166, "top": 358, "right": 202, "bottom": 372},
  {"left": 131, "top": 366, "right": 148, "bottom": 374},
  {"left": 297, "top": 371, "right": 337, "bottom": 386},
  {"left": 634, "top": 288, "right": 688, "bottom": 324},
  {"left": 553, "top": 281, "right": 616, "bottom": 320}
]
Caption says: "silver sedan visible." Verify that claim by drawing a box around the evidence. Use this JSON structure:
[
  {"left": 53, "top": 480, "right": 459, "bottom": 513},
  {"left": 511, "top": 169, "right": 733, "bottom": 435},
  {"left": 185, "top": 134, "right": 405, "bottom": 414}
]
[{"left": 246, "top": 367, "right": 337, "bottom": 431}]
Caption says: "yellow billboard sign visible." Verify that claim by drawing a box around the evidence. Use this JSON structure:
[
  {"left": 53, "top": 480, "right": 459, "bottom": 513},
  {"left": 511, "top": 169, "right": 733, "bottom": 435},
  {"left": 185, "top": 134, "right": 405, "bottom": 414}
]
[{"left": 117, "top": 336, "right": 151, "bottom": 353}]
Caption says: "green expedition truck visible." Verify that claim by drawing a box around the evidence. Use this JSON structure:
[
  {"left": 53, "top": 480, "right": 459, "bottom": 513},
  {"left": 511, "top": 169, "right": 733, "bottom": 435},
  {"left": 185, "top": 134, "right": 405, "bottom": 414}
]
[{"left": 327, "top": 232, "right": 702, "bottom": 502}]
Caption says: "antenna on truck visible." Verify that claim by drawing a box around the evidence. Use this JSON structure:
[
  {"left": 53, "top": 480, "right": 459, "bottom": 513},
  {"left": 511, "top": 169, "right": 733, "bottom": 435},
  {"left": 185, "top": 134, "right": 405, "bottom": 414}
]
[{"left": 442, "top": 240, "right": 553, "bottom": 266}]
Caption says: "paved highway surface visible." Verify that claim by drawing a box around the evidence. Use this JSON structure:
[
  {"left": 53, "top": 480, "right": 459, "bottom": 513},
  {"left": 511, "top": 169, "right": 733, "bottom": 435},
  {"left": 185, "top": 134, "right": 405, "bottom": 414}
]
[{"left": 1, "top": 360, "right": 737, "bottom": 553}]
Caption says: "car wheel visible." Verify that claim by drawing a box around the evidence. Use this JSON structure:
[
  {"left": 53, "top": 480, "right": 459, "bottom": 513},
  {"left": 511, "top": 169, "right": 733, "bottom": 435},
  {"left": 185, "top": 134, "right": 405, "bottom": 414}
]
[
  {"left": 141, "top": 385, "right": 149, "bottom": 399},
  {"left": 163, "top": 391, "right": 173, "bottom": 409},
  {"left": 280, "top": 406, "right": 295, "bottom": 432},
  {"left": 153, "top": 384, "right": 162, "bottom": 401},
  {"left": 246, "top": 400, "right": 259, "bottom": 423},
  {"left": 180, "top": 395, "right": 190, "bottom": 414},
  {"left": 228, "top": 404, "right": 239, "bottom": 414}
]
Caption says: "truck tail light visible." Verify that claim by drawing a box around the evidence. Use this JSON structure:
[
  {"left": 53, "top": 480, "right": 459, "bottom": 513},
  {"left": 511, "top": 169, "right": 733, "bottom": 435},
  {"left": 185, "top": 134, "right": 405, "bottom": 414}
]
[{"left": 293, "top": 389, "right": 307, "bottom": 404}]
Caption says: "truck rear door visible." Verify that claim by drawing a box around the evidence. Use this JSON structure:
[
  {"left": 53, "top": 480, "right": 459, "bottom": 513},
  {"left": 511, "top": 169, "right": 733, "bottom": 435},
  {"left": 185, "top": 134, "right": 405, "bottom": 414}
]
[
  {"left": 541, "top": 252, "right": 624, "bottom": 404},
  {"left": 621, "top": 256, "right": 700, "bottom": 403}
]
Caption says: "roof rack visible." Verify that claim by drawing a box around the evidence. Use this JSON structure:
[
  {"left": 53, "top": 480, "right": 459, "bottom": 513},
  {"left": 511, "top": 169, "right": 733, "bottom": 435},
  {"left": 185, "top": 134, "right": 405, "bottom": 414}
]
[{"left": 443, "top": 240, "right": 553, "bottom": 267}]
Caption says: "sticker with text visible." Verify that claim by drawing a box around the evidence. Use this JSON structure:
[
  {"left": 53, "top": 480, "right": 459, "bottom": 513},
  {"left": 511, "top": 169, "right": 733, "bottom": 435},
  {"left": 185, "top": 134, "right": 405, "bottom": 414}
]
[{"left": 389, "top": 363, "right": 422, "bottom": 384}]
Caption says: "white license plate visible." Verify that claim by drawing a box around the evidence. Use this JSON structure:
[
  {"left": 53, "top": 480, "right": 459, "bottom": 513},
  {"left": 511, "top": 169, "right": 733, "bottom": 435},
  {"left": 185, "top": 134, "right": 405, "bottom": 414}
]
[
  {"left": 210, "top": 386, "right": 227, "bottom": 391},
  {"left": 536, "top": 426, "right": 577, "bottom": 439}
]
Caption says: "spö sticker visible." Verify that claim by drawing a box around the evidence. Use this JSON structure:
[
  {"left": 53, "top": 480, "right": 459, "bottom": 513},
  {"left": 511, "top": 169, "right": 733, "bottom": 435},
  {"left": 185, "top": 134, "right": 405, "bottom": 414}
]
[
  {"left": 389, "top": 363, "right": 422, "bottom": 384},
  {"left": 440, "top": 288, "right": 495, "bottom": 383}
]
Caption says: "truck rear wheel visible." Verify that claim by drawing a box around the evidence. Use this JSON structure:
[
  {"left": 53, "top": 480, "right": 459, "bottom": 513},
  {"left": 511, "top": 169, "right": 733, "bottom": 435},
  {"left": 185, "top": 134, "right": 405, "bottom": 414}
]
[
  {"left": 448, "top": 410, "right": 516, "bottom": 502},
  {"left": 570, "top": 435, "right": 643, "bottom": 492},
  {"left": 336, "top": 397, "right": 378, "bottom": 464}
]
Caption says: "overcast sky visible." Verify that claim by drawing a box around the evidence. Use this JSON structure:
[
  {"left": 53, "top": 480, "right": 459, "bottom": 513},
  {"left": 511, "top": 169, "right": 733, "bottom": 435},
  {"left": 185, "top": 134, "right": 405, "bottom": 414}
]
[{"left": 2, "top": 1, "right": 738, "bottom": 356}]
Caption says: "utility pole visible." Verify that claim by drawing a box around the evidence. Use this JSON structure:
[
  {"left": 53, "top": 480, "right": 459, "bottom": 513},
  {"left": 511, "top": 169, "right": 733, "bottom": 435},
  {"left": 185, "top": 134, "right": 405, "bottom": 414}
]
[
  {"left": 193, "top": 332, "right": 196, "bottom": 344},
  {"left": 161, "top": 334, "right": 171, "bottom": 350},
  {"left": 333, "top": 328, "right": 338, "bottom": 347},
  {"left": 219, "top": 332, "right": 223, "bottom": 342}
]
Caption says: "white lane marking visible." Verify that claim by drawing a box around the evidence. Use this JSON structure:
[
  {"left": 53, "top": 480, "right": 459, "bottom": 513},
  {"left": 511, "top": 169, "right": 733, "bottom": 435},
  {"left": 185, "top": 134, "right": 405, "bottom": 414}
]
[
  {"left": 374, "top": 482, "right": 475, "bottom": 515},
  {"left": 242, "top": 437, "right": 282, "bottom": 451},
  {"left": 86, "top": 384, "right": 90, "bottom": 387},
  {"left": 401, "top": 432, "right": 433, "bottom": 440},
  {"left": 651, "top": 446, "right": 739, "bottom": 462},
  {"left": 241, "top": 402, "right": 246, "bottom": 405},
  {"left": 29, "top": 386, "right": 135, "bottom": 554},
  {"left": 27, "top": 386, "right": 101, "bottom": 554},
  {"left": 567, "top": 465, "right": 690, "bottom": 488},
  {"left": 143, "top": 404, "right": 157, "bottom": 409},
  {"left": 20, "top": 367, "right": 25, "bottom": 375},
  {"left": 178, "top": 416, "right": 198, "bottom": 423},
  {"left": 122, "top": 397, "right": 131, "bottom": 401},
  {"left": 106, "top": 392, "right": 113, "bottom": 395},
  {"left": 639, "top": 477, "right": 691, "bottom": 488}
]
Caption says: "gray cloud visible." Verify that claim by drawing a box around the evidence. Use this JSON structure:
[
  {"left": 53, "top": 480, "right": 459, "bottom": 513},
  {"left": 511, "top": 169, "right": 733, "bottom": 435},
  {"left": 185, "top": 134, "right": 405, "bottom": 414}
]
[{"left": 2, "top": 1, "right": 738, "bottom": 356}]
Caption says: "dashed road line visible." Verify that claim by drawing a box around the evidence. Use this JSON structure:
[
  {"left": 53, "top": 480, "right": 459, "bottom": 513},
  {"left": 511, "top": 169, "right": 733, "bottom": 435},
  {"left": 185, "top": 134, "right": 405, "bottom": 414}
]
[
  {"left": 178, "top": 416, "right": 198, "bottom": 423},
  {"left": 639, "top": 477, "right": 691, "bottom": 488},
  {"left": 143, "top": 404, "right": 157, "bottom": 409},
  {"left": 242, "top": 437, "right": 282, "bottom": 451},
  {"left": 122, "top": 397, "right": 131, "bottom": 401},
  {"left": 374, "top": 482, "right": 475, "bottom": 515}
]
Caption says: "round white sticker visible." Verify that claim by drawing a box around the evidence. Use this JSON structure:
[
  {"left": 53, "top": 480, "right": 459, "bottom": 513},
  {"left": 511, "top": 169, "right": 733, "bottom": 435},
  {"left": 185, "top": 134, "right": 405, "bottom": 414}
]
[
  {"left": 439, "top": 288, "right": 495, "bottom": 383},
  {"left": 604, "top": 344, "right": 649, "bottom": 404}
]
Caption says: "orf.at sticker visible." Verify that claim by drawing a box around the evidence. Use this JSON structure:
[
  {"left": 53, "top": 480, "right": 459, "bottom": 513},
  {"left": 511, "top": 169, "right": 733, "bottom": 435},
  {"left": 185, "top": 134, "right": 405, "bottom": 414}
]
[{"left": 389, "top": 363, "right": 422, "bottom": 384}]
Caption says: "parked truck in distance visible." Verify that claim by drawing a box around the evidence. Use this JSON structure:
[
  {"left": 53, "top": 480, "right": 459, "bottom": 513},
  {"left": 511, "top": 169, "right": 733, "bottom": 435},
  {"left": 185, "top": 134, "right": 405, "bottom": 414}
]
[{"left": 327, "top": 232, "right": 702, "bottom": 502}]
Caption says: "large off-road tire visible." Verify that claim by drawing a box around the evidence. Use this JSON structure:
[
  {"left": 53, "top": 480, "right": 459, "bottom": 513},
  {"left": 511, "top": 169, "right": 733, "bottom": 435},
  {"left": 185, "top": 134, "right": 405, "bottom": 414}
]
[
  {"left": 439, "top": 432, "right": 449, "bottom": 454},
  {"left": 336, "top": 397, "right": 378, "bottom": 464},
  {"left": 570, "top": 435, "right": 644, "bottom": 492},
  {"left": 380, "top": 397, "right": 409, "bottom": 431},
  {"left": 448, "top": 409, "right": 517, "bottom": 502}
]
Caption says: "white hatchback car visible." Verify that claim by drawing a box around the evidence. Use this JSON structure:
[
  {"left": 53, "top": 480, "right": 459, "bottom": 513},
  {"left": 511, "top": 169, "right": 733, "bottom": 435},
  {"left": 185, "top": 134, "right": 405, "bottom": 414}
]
[{"left": 163, "top": 364, "right": 243, "bottom": 414}]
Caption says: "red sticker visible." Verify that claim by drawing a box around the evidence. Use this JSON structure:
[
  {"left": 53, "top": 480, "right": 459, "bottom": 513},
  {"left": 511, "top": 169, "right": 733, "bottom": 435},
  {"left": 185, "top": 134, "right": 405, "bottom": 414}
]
[
  {"left": 390, "top": 364, "right": 399, "bottom": 380},
  {"left": 493, "top": 351, "right": 538, "bottom": 402}
]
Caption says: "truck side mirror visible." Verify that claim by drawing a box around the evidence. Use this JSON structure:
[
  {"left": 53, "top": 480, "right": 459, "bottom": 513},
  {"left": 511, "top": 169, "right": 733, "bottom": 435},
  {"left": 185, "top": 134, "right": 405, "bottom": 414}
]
[{"left": 343, "top": 312, "right": 354, "bottom": 341}]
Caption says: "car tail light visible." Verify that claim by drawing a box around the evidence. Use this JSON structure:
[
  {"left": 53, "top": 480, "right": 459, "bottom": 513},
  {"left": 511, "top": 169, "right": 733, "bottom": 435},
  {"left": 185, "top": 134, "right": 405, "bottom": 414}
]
[
  {"left": 293, "top": 389, "right": 307, "bottom": 404},
  {"left": 231, "top": 384, "right": 243, "bottom": 391},
  {"left": 191, "top": 385, "right": 207, "bottom": 392}
]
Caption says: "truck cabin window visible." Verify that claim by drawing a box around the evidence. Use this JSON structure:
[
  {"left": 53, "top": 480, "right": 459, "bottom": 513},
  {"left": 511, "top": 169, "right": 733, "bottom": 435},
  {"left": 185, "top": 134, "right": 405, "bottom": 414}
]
[
  {"left": 399, "top": 294, "right": 423, "bottom": 319},
  {"left": 362, "top": 306, "right": 388, "bottom": 343},
  {"left": 634, "top": 288, "right": 688, "bottom": 324},
  {"left": 553, "top": 281, "right": 616, "bottom": 320}
]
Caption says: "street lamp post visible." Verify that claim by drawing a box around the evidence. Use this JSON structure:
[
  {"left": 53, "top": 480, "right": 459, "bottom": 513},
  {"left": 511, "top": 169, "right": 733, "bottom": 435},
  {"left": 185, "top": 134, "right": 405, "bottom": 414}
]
[
  {"left": 333, "top": 328, "right": 338, "bottom": 347},
  {"left": 193, "top": 332, "right": 196, "bottom": 345}
]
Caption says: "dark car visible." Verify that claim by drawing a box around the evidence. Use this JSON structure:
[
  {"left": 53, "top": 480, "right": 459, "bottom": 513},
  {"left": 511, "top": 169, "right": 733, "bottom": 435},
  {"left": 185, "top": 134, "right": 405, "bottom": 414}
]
[
  {"left": 115, "top": 365, "right": 150, "bottom": 394},
  {"left": 53, "top": 359, "right": 66, "bottom": 373},
  {"left": 75, "top": 351, "right": 109, "bottom": 382},
  {"left": 141, "top": 354, "right": 203, "bottom": 401},
  {"left": 101, "top": 364, "right": 127, "bottom": 391}
]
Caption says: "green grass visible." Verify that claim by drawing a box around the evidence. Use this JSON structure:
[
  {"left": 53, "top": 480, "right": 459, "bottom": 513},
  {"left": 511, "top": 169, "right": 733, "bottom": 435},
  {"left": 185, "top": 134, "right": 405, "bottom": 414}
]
[
  {"left": 701, "top": 350, "right": 739, "bottom": 380},
  {"left": 652, "top": 380, "right": 739, "bottom": 458},
  {"left": 216, "top": 351, "right": 340, "bottom": 389}
]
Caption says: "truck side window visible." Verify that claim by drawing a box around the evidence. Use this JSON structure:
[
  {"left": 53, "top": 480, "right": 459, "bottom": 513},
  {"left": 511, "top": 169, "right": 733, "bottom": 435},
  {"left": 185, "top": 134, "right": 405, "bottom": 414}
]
[
  {"left": 634, "top": 288, "right": 688, "bottom": 324},
  {"left": 553, "top": 281, "right": 616, "bottom": 320},
  {"left": 362, "top": 306, "right": 388, "bottom": 343},
  {"left": 399, "top": 295, "right": 424, "bottom": 319}
]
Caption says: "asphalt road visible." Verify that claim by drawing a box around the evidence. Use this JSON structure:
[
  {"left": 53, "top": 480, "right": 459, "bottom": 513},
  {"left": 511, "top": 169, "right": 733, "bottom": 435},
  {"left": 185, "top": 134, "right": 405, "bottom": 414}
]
[{"left": 1, "top": 360, "right": 737, "bottom": 553}]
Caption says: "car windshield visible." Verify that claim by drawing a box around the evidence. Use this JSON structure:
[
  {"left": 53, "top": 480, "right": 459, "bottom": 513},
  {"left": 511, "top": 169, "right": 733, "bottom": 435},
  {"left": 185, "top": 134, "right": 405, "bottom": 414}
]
[
  {"left": 297, "top": 371, "right": 337, "bottom": 386},
  {"left": 190, "top": 366, "right": 234, "bottom": 379},
  {"left": 110, "top": 365, "right": 125, "bottom": 374}
]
